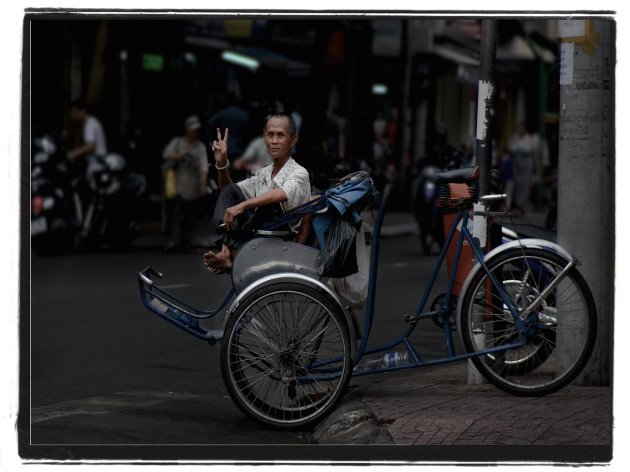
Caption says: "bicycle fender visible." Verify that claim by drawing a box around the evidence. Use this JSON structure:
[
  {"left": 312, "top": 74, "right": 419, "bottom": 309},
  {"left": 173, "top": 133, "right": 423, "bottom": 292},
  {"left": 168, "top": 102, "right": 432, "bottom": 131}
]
[
  {"left": 455, "top": 238, "right": 577, "bottom": 339},
  {"left": 483, "top": 238, "right": 576, "bottom": 264},
  {"left": 224, "top": 272, "right": 357, "bottom": 364}
]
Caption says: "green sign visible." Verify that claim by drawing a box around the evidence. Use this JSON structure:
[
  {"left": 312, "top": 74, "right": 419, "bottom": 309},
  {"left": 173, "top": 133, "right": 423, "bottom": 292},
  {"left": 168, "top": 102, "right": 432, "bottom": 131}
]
[{"left": 142, "top": 53, "right": 164, "bottom": 72}]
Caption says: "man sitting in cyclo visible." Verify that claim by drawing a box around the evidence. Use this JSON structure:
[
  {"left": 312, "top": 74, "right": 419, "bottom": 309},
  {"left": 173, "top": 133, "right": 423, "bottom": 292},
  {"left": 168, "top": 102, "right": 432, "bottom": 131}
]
[{"left": 203, "top": 113, "right": 311, "bottom": 274}]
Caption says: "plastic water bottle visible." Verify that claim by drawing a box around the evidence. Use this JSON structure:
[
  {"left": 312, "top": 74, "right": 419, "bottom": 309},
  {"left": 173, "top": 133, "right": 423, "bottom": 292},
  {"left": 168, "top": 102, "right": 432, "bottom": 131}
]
[
  {"left": 381, "top": 351, "right": 409, "bottom": 368},
  {"left": 355, "top": 351, "right": 410, "bottom": 372}
]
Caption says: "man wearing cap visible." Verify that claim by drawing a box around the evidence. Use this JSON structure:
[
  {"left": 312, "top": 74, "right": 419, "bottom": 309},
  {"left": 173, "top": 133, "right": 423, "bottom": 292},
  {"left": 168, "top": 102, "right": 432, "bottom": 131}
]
[{"left": 162, "top": 115, "right": 209, "bottom": 252}]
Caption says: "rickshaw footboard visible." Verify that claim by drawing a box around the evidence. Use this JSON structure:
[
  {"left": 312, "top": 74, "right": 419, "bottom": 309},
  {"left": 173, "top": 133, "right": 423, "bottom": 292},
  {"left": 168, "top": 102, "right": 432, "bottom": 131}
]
[{"left": 138, "top": 266, "right": 234, "bottom": 344}]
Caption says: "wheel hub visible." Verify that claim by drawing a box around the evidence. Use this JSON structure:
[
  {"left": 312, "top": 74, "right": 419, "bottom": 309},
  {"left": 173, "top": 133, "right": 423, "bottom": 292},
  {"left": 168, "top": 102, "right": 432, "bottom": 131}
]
[{"left": 279, "top": 351, "right": 295, "bottom": 366}]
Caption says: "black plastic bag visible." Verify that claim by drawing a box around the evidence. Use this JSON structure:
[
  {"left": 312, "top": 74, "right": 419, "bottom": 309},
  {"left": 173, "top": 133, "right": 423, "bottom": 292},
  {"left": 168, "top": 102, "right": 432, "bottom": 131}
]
[{"left": 318, "top": 213, "right": 358, "bottom": 278}]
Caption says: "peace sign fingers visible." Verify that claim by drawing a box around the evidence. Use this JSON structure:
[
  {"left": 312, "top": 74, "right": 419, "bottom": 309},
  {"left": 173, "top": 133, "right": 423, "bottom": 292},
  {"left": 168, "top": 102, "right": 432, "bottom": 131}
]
[
  {"left": 213, "top": 128, "right": 229, "bottom": 163},
  {"left": 216, "top": 127, "right": 230, "bottom": 143}
]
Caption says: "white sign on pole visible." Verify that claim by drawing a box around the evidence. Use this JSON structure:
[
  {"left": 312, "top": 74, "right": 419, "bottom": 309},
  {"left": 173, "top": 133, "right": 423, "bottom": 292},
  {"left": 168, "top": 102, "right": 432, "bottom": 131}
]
[{"left": 558, "top": 20, "right": 585, "bottom": 38}]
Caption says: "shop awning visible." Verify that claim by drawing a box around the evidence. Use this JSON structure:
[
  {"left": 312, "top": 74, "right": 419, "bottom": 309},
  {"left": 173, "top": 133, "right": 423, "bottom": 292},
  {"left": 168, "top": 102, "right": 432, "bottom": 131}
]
[
  {"left": 185, "top": 35, "right": 311, "bottom": 76},
  {"left": 433, "top": 44, "right": 480, "bottom": 66}
]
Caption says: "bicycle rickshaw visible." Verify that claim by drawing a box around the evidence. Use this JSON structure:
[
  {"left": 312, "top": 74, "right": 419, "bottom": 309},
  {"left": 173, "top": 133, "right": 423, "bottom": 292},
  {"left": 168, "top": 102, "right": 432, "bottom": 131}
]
[{"left": 138, "top": 168, "right": 597, "bottom": 428}]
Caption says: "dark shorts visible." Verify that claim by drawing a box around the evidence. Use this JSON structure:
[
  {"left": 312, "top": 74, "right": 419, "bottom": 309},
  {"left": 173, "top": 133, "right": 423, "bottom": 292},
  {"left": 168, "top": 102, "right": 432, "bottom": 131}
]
[{"left": 211, "top": 183, "right": 285, "bottom": 250}]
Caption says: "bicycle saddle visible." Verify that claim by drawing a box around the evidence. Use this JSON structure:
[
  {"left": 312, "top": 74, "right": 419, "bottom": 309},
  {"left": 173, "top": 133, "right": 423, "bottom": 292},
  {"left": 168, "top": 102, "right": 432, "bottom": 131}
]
[{"left": 434, "top": 166, "right": 480, "bottom": 185}]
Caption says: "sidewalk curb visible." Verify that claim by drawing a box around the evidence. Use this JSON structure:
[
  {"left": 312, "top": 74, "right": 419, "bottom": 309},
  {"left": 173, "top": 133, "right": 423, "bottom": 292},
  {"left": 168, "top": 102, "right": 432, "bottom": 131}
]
[{"left": 310, "top": 401, "right": 394, "bottom": 444}]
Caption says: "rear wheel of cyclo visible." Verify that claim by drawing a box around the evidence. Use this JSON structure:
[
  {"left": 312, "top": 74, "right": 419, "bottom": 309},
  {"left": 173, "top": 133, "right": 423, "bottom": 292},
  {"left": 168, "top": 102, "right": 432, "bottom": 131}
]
[
  {"left": 460, "top": 248, "right": 597, "bottom": 396},
  {"left": 220, "top": 283, "right": 352, "bottom": 428}
]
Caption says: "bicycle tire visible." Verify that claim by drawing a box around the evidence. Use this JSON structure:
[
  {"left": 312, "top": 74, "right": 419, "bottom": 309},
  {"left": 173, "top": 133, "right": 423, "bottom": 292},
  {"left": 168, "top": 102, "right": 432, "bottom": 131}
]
[
  {"left": 460, "top": 247, "right": 597, "bottom": 396},
  {"left": 220, "top": 282, "right": 352, "bottom": 428}
]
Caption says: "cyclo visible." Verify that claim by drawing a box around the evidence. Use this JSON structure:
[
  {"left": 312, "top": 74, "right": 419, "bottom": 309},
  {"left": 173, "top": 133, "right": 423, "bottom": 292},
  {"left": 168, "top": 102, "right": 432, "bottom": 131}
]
[{"left": 138, "top": 168, "right": 597, "bottom": 428}]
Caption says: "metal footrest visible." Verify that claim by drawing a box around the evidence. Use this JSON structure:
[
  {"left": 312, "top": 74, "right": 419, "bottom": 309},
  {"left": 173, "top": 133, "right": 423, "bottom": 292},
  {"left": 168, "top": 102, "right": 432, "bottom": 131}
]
[
  {"left": 138, "top": 266, "right": 235, "bottom": 342},
  {"left": 206, "top": 329, "right": 224, "bottom": 345}
]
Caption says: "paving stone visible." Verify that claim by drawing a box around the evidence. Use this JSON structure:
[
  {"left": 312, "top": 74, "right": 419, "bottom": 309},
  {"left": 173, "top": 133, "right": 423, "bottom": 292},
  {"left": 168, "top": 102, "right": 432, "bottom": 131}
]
[{"left": 341, "top": 362, "right": 612, "bottom": 448}]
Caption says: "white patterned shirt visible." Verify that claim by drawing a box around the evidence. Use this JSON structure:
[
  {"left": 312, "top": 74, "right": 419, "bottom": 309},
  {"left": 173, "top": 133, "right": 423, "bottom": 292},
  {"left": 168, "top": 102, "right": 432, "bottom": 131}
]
[{"left": 237, "top": 157, "right": 311, "bottom": 230}]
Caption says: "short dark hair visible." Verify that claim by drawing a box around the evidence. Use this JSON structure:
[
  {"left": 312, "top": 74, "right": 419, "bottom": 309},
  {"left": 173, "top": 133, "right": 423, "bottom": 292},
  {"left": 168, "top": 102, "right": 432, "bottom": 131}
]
[{"left": 263, "top": 113, "right": 297, "bottom": 136}]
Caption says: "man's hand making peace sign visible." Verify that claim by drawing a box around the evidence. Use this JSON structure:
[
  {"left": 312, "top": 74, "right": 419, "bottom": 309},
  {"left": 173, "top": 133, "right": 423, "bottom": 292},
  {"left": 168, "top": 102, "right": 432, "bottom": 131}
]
[
  {"left": 210, "top": 127, "right": 244, "bottom": 230},
  {"left": 211, "top": 128, "right": 229, "bottom": 167}
]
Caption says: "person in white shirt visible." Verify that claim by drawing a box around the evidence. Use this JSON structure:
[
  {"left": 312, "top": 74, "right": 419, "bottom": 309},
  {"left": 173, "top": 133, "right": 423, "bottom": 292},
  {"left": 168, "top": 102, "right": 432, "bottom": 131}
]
[
  {"left": 67, "top": 98, "right": 108, "bottom": 179},
  {"left": 232, "top": 135, "right": 272, "bottom": 175},
  {"left": 203, "top": 113, "right": 311, "bottom": 274}
]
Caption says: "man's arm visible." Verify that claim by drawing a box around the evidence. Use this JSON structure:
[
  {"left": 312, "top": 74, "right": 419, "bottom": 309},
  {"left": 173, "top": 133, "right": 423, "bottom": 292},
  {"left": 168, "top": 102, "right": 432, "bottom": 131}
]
[
  {"left": 163, "top": 138, "right": 184, "bottom": 162},
  {"left": 212, "top": 128, "right": 233, "bottom": 189},
  {"left": 223, "top": 188, "right": 287, "bottom": 230},
  {"left": 217, "top": 164, "right": 233, "bottom": 189},
  {"left": 67, "top": 141, "right": 95, "bottom": 161}
]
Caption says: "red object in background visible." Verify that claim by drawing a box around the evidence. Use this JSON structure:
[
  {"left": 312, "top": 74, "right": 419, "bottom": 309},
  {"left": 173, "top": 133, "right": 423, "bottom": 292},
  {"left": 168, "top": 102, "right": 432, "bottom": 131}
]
[{"left": 32, "top": 195, "right": 43, "bottom": 216}]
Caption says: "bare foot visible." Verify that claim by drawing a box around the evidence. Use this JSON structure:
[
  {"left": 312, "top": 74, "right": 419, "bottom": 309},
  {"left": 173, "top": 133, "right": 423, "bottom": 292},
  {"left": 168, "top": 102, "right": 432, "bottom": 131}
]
[{"left": 203, "top": 244, "right": 233, "bottom": 274}]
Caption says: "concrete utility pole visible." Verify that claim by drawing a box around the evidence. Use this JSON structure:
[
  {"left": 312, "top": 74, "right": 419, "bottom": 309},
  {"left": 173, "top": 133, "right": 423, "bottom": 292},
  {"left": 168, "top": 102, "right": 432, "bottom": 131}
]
[
  {"left": 468, "top": 19, "right": 497, "bottom": 385},
  {"left": 475, "top": 20, "right": 498, "bottom": 199},
  {"left": 557, "top": 19, "right": 614, "bottom": 385}
]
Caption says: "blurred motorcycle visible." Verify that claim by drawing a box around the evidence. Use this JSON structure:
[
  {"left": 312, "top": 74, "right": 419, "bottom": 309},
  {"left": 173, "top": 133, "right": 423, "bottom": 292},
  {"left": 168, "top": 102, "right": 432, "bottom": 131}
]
[
  {"left": 412, "top": 128, "right": 465, "bottom": 254},
  {"left": 80, "top": 152, "right": 147, "bottom": 250},
  {"left": 413, "top": 164, "right": 444, "bottom": 254},
  {"left": 31, "top": 134, "right": 82, "bottom": 254}
]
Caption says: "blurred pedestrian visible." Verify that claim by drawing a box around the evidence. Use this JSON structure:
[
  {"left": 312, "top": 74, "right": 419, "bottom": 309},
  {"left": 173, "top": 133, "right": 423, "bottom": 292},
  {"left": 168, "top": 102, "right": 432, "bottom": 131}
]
[
  {"left": 233, "top": 135, "right": 272, "bottom": 175},
  {"left": 509, "top": 122, "right": 538, "bottom": 214},
  {"left": 498, "top": 147, "right": 514, "bottom": 210},
  {"left": 162, "top": 115, "right": 209, "bottom": 252},
  {"left": 326, "top": 107, "right": 345, "bottom": 168},
  {"left": 385, "top": 108, "right": 399, "bottom": 158},
  {"left": 66, "top": 98, "right": 110, "bottom": 218},
  {"left": 290, "top": 104, "right": 303, "bottom": 155},
  {"left": 66, "top": 98, "right": 108, "bottom": 181},
  {"left": 425, "top": 126, "right": 462, "bottom": 170},
  {"left": 372, "top": 110, "right": 387, "bottom": 174},
  {"left": 207, "top": 92, "right": 250, "bottom": 159}
]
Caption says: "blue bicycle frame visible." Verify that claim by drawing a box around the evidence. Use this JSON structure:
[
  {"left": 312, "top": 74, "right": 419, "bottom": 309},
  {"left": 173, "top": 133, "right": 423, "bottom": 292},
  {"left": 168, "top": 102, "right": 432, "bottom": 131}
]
[{"left": 351, "top": 193, "right": 527, "bottom": 377}]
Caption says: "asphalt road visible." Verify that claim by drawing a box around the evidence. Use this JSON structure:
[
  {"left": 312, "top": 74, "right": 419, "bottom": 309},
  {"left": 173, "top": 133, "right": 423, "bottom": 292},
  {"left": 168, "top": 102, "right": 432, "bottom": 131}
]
[{"left": 28, "top": 234, "right": 453, "bottom": 447}]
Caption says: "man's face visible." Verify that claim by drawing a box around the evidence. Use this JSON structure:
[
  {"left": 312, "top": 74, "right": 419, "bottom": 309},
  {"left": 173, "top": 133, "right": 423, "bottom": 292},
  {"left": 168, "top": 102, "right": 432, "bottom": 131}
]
[
  {"left": 185, "top": 128, "right": 199, "bottom": 140},
  {"left": 263, "top": 116, "right": 297, "bottom": 160}
]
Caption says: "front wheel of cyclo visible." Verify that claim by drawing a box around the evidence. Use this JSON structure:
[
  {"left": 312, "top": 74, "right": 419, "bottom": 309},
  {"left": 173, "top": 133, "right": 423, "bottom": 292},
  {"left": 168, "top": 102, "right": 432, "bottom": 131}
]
[
  {"left": 460, "top": 247, "right": 597, "bottom": 396},
  {"left": 220, "top": 283, "right": 352, "bottom": 428}
]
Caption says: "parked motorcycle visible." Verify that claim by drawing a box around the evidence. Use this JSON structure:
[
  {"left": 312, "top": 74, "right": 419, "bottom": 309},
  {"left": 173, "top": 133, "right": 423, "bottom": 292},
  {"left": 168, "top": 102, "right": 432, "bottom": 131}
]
[
  {"left": 80, "top": 153, "right": 147, "bottom": 250},
  {"left": 414, "top": 165, "right": 444, "bottom": 254},
  {"left": 31, "top": 134, "right": 82, "bottom": 254},
  {"left": 412, "top": 148, "right": 465, "bottom": 255}
]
